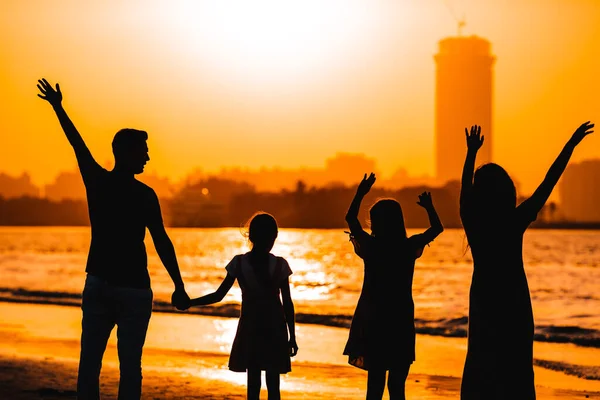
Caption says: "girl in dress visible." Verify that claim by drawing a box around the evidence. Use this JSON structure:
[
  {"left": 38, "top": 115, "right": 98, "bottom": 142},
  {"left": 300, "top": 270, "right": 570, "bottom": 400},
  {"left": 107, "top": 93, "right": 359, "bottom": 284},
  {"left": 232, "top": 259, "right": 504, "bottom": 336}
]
[
  {"left": 459, "top": 122, "right": 594, "bottom": 399},
  {"left": 344, "top": 173, "right": 444, "bottom": 400},
  {"left": 188, "top": 212, "right": 298, "bottom": 400}
]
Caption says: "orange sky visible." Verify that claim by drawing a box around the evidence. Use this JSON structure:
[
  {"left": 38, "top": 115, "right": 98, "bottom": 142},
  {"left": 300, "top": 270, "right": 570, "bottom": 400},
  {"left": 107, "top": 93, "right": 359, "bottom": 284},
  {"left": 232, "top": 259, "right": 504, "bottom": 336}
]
[{"left": 1, "top": 0, "right": 599, "bottom": 196}]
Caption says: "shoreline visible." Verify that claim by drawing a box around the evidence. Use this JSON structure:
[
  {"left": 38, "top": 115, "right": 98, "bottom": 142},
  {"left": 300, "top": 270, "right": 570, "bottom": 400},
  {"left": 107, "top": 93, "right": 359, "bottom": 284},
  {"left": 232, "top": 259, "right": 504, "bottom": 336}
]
[
  {"left": 0, "top": 295, "right": 598, "bottom": 351},
  {"left": 0, "top": 302, "right": 599, "bottom": 399}
]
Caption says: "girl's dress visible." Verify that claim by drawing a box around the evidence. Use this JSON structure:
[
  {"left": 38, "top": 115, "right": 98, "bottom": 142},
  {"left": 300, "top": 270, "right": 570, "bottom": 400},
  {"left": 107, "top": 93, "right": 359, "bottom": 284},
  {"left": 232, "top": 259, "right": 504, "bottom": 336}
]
[
  {"left": 225, "top": 252, "right": 293, "bottom": 373},
  {"left": 460, "top": 199, "right": 538, "bottom": 399},
  {"left": 343, "top": 229, "right": 432, "bottom": 370}
]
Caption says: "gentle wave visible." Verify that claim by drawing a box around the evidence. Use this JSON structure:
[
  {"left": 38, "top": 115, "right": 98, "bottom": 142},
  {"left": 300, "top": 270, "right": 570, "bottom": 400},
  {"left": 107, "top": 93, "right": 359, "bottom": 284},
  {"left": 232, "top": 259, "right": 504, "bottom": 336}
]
[
  {"left": 2, "top": 287, "right": 599, "bottom": 351},
  {"left": 533, "top": 359, "right": 600, "bottom": 381}
]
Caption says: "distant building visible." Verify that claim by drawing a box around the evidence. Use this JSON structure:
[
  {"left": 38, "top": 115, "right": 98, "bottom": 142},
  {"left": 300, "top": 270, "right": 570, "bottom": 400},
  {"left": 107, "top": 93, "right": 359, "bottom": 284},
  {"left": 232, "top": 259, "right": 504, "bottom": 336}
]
[
  {"left": 213, "top": 152, "right": 382, "bottom": 191},
  {"left": 379, "top": 168, "right": 438, "bottom": 190},
  {"left": 44, "top": 170, "right": 85, "bottom": 201},
  {"left": 138, "top": 172, "right": 177, "bottom": 199},
  {"left": 323, "top": 153, "right": 379, "bottom": 185},
  {"left": 0, "top": 172, "right": 39, "bottom": 198},
  {"left": 558, "top": 159, "right": 600, "bottom": 222},
  {"left": 434, "top": 35, "right": 495, "bottom": 184}
]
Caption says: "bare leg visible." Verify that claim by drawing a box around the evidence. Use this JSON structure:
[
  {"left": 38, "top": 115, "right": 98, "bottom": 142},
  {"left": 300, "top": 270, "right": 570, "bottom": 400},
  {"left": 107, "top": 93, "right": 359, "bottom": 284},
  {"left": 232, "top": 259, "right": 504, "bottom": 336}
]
[
  {"left": 366, "top": 369, "right": 386, "bottom": 400},
  {"left": 388, "top": 364, "right": 411, "bottom": 400},
  {"left": 247, "top": 369, "right": 262, "bottom": 400},
  {"left": 265, "top": 370, "right": 281, "bottom": 400}
]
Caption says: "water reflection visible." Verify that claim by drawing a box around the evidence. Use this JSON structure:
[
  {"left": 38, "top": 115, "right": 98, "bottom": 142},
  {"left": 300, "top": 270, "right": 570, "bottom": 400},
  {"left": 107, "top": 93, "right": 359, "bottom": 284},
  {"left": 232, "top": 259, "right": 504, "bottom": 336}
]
[
  {"left": 211, "top": 318, "right": 237, "bottom": 353},
  {"left": 2, "top": 227, "right": 600, "bottom": 334}
]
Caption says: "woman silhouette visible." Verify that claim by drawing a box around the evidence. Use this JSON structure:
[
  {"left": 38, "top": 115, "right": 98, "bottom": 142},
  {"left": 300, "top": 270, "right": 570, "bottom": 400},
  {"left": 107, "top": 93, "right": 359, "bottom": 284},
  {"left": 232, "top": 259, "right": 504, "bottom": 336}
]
[{"left": 459, "top": 122, "right": 594, "bottom": 399}]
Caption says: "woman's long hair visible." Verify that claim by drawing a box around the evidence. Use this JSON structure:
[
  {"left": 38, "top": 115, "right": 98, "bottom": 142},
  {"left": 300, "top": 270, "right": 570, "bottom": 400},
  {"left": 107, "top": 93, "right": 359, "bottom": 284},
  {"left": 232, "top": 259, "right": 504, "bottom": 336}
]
[{"left": 472, "top": 163, "right": 517, "bottom": 221}]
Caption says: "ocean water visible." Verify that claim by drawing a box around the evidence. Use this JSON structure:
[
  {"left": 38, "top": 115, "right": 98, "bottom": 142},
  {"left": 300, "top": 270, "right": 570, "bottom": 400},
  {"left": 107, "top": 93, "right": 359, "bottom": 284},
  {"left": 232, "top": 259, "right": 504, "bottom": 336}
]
[{"left": 0, "top": 226, "right": 599, "bottom": 349}]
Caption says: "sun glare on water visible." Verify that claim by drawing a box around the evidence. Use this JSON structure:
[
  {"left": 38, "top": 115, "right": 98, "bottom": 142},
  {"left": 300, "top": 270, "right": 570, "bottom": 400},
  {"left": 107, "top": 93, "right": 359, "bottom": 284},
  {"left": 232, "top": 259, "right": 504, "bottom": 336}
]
[{"left": 163, "top": 0, "right": 379, "bottom": 87}]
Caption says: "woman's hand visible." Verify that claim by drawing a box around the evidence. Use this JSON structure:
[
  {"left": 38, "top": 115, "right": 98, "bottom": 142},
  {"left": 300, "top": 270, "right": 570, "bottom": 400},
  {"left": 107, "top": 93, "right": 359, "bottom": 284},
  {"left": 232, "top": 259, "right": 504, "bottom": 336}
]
[
  {"left": 465, "top": 125, "right": 484, "bottom": 151},
  {"left": 568, "top": 121, "right": 594, "bottom": 147}
]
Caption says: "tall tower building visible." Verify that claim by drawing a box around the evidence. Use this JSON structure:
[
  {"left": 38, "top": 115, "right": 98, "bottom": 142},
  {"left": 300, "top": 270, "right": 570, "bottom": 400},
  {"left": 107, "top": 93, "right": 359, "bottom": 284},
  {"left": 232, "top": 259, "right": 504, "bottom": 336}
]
[
  {"left": 434, "top": 35, "right": 495, "bottom": 184},
  {"left": 559, "top": 160, "right": 600, "bottom": 222}
]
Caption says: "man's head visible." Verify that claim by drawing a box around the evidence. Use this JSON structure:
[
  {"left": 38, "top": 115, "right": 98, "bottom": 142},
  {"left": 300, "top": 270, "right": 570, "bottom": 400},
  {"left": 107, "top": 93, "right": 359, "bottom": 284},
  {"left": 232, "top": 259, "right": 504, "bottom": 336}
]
[{"left": 112, "top": 128, "right": 149, "bottom": 174}]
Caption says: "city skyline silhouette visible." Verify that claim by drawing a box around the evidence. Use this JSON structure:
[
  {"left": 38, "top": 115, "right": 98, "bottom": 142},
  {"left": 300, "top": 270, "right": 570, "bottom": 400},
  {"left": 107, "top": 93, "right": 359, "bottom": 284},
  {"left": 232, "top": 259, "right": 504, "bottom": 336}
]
[{"left": 2, "top": 0, "right": 598, "bottom": 198}]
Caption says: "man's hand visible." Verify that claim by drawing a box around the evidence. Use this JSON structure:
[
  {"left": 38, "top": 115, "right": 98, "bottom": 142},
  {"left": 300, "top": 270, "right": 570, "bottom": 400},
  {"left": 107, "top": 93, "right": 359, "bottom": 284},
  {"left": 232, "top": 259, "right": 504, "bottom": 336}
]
[
  {"left": 171, "top": 287, "right": 190, "bottom": 311},
  {"left": 37, "top": 78, "right": 63, "bottom": 107}
]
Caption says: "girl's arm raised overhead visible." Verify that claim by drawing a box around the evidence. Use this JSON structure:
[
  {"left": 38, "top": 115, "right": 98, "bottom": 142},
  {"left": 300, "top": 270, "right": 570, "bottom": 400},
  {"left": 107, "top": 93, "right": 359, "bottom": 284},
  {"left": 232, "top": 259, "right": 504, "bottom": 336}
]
[
  {"left": 518, "top": 121, "right": 594, "bottom": 221},
  {"left": 414, "top": 191, "right": 444, "bottom": 247},
  {"left": 345, "top": 173, "right": 376, "bottom": 236},
  {"left": 461, "top": 125, "right": 484, "bottom": 213},
  {"left": 189, "top": 273, "right": 235, "bottom": 307}
]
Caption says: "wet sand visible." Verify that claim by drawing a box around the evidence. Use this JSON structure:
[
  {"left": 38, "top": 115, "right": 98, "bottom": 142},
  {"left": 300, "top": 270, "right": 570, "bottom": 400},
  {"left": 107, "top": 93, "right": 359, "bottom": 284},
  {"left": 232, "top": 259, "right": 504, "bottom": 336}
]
[{"left": 0, "top": 302, "right": 599, "bottom": 399}]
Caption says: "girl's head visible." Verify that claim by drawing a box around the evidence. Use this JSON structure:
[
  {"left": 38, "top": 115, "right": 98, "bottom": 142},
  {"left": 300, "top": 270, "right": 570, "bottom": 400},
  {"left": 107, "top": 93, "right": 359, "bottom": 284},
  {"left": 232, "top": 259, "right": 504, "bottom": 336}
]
[
  {"left": 244, "top": 212, "right": 278, "bottom": 253},
  {"left": 473, "top": 163, "right": 517, "bottom": 215},
  {"left": 368, "top": 198, "right": 407, "bottom": 239}
]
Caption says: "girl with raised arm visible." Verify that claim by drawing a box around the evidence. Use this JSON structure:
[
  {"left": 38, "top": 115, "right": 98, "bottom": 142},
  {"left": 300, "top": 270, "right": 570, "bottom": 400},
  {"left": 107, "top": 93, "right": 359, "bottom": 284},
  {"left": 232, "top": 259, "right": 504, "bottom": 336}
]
[
  {"left": 459, "top": 122, "right": 594, "bottom": 399},
  {"left": 343, "top": 173, "right": 444, "bottom": 400},
  {"left": 186, "top": 212, "right": 298, "bottom": 400}
]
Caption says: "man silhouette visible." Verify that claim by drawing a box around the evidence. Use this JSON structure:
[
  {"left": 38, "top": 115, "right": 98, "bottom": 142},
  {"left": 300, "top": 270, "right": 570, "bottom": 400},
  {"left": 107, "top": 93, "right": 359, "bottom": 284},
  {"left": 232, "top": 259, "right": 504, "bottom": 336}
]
[{"left": 37, "top": 78, "right": 190, "bottom": 400}]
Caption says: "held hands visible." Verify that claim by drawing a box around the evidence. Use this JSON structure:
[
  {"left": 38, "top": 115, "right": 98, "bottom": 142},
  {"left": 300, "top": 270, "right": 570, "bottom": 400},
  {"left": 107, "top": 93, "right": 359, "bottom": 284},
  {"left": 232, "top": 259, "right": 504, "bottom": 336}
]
[
  {"left": 465, "top": 125, "right": 484, "bottom": 151},
  {"left": 356, "top": 173, "right": 376, "bottom": 197},
  {"left": 417, "top": 191, "right": 434, "bottom": 209},
  {"left": 37, "top": 78, "right": 63, "bottom": 107},
  {"left": 568, "top": 121, "right": 594, "bottom": 147},
  {"left": 171, "top": 287, "right": 191, "bottom": 311},
  {"left": 289, "top": 337, "right": 299, "bottom": 357}
]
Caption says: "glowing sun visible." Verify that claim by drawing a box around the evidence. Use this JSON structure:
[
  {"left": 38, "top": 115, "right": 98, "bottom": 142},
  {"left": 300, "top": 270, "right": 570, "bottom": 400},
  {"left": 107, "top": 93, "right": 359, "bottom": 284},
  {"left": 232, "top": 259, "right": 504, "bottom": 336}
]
[{"left": 166, "top": 0, "right": 379, "bottom": 86}]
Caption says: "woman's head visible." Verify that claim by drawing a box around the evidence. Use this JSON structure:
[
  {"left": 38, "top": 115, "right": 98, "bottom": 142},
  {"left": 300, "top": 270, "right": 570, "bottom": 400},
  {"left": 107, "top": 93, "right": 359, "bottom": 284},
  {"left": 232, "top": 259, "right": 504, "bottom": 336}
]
[
  {"left": 368, "top": 198, "right": 407, "bottom": 239},
  {"left": 244, "top": 212, "right": 278, "bottom": 252},
  {"left": 473, "top": 163, "right": 517, "bottom": 215}
]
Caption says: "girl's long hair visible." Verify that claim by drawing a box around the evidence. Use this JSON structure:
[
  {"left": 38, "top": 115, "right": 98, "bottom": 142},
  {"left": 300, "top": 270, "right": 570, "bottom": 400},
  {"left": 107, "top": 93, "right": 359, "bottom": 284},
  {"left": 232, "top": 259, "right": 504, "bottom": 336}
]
[
  {"left": 368, "top": 198, "right": 407, "bottom": 240},
  {"left": 241, "top": 211, "right": 278, "bottom": 251}
]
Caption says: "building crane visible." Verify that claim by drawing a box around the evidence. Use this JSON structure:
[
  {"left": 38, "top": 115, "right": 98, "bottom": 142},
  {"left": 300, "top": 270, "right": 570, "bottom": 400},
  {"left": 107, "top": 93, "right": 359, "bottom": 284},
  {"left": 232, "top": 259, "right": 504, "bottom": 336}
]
[{"left": 443, "top": 0, "right": 466, "bottom": 36}]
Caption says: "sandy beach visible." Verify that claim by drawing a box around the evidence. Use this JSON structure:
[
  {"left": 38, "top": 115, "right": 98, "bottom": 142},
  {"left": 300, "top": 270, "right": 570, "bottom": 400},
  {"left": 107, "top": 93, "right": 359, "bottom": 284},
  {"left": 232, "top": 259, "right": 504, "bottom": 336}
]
[{"left": 0, "top": 302, "right": 599, "bottom": 399}]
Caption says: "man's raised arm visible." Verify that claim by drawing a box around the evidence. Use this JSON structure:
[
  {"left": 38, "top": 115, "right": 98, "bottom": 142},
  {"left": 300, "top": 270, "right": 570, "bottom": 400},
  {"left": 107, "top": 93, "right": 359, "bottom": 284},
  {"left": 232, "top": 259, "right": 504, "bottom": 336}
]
[{"left": 37, "top": 78, "right": 100, "bottom": 177}]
